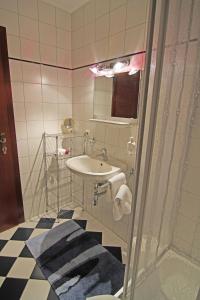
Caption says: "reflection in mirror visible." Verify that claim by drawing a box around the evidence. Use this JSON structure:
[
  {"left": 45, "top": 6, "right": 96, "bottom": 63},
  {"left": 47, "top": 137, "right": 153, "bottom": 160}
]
[
  {"left": 92, "top": 53, "right": 144, "bottom": 122},
  {"left": 112, "top": 71, "right": 140, "bottom": 118}
]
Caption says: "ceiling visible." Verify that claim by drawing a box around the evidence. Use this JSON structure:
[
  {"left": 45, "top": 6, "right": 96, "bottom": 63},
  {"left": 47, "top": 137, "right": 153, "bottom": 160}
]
[{"left": 42, "top": 0, "right": 90, "bottom": 13}]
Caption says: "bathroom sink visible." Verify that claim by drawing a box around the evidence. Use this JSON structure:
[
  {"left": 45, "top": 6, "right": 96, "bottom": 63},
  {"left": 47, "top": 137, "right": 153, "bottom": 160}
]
[{"left": 66, "top": 155, "right": 120, "bottom": 181}]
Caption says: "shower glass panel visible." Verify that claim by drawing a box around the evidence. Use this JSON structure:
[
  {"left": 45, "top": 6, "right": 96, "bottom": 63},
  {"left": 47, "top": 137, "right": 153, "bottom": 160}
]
[{"left": 124, "top": 0, "right": 200, "bottom": 299}]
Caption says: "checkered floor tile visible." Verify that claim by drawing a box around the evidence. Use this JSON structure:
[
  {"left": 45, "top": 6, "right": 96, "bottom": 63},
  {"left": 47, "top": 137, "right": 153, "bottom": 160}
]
[{"left": 0, "top": 208, "right": 126, "bottom": 299}]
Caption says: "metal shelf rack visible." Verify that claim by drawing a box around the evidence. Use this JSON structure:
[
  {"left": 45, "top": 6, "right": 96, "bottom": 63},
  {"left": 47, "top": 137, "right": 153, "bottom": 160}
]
[{"left": 43, "top": 132, "right": 85, "bottom": 215}]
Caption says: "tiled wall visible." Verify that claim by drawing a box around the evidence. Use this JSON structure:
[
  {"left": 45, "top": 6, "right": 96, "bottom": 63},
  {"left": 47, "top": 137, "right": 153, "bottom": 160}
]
[
  {"left": 71, "top": 0, "right": 148, "bottom": 241},
  {"left": 125, "top": 0, "right": 200, "bottom": 271},
  {"left": 0, "top": 0, "right": 148, "bottom": 236},
  {"left": 131, "top": 0, "right": 200, "bottom": 269},
  {"left": 0, "top": 0, "right": 72, "bottom": 218},
  {"left": 71, "top": 0, "right": 148, "bottom": 68},
  {"left": 168, "top": 0, "right": 200, "bottom": 263},
  {"left": 0, "top": 0, "right": 71, "bottom": 66},
  {"left": 172, "top": 76, "right": 200, "bottom": 262},
  {"left": 71, "top": 66, "right": 138, "bottom": 240}
]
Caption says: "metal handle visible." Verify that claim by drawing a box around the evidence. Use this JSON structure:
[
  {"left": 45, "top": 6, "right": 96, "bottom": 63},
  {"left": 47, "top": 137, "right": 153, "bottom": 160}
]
[{"left": 0, "top": 132, "right": 7, "bottom": 155}]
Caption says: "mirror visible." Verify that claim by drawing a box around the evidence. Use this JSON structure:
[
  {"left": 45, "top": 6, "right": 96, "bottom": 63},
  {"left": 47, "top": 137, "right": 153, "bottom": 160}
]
[{"left": 93, "top": 54, "right": 143, "bottom": 122}]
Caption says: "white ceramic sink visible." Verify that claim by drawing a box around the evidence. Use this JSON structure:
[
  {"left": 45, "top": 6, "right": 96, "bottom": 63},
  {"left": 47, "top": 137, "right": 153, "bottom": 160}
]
[{"left": 66, "top": 155, "right": 120, "bottom": 181}]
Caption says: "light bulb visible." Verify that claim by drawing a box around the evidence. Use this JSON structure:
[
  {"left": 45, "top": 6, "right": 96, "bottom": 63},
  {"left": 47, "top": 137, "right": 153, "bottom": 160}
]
[
  {"left": 89, "top": 66, "right": 98, "bottom": 74},
  {"left": 129, "top": 68, "right": 138, "bottom": 75},
  {"left": 113, "top": 61, "right": 124, "bottom": 72}
]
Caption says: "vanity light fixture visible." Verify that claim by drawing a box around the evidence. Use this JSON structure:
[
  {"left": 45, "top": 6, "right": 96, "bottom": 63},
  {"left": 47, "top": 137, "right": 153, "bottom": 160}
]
[{"left": 89, "top": 58, "right": 139, "bottom": 77}]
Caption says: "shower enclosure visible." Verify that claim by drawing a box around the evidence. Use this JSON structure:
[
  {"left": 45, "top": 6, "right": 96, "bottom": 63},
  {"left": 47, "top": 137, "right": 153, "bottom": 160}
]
[{"left": 123, "top": 0, "right": 200, "bottom": 299}]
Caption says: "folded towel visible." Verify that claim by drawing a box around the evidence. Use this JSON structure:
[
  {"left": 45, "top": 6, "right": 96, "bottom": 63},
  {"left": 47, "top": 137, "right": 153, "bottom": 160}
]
[
  {"left": 108, "top": 172, "right": 126, "bottom": 202},
  {"left": 113, "top": 184, "right": 132, "bottom": 221},
  {"left": 58, "top": 148, "right": 70, "bottom": 156}
]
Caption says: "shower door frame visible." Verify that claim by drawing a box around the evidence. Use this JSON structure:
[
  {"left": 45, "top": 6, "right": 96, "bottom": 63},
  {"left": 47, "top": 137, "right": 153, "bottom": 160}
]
[{"left": 122, "top": 0, "right": 170, "bottom": 298}]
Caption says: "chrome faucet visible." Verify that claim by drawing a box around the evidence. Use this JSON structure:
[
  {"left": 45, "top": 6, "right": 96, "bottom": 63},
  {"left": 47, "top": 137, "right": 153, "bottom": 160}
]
[{"left": 96, "top": 147, "right": 108, "bottom": 161}]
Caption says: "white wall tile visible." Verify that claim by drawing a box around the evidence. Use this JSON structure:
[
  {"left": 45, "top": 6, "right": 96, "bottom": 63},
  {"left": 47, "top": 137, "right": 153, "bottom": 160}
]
[
  {"left": 183, "top": 166, "right": 200, "bottom": 196},
  {"left": 125, "top": 24, "right": 145, "bottom": 54},
  {"left": 19, "top": 16, "right": 39, "bottom": 41},
  {"left": 190, "top": 0, "right": 200, "bottom": 40},
  {"left": 18, "top": 0, "right": 38, "bottom": 19},
  {"left": 187, "top": 138, "right": 200, "bottom": 168},
  {"left": 38, "top": 1, "right": 55, "bottom": 25},
  {"left": 126, "top": 0, "right": 147, "bottom": 29},
  {"left": 19, "top": 157, "right": 30, "bottom": 174},
  {"left": 57, "top": 69, "right": 71, "bottom": 87},
  {"left": 72, "top": 28, "right": 84, "bottom": 49},
  {"left": 28, "top": 138, "right": 42, "bottom": 156},
  {"left": 56, "top": 8, "right": 66, "bottom": 29},
  {"left": 57, "top": 48, "right": 68, "bottom": 67},
  {"left": 27, "top": 121, "right": 44, "bottom": 138},
  {"left": 21, "top": 38, "right": 40, "bottom": 62},
  {"left": 110, "top": 6, "right": 126, "bottom": 36},
  {"left": 84, "top": 0, "right": 95, "bottom": 24},
  {"left": 22, "top": 62, "right": 41, "bottom": 83},
  {"left": 179, "top": 191, "right": 200, "bottom": 222},
  {"left": 11, "top": 82, "right": 24, "bottom": 101},
  {"left": 95, "top": 14, "right": 109, "bottom": 41},
  {"left": 40, "top": 44, "right": 56, "bottom": 65},
  {"left": 7, "top": 35, "right": 21, "bottom": 58},
  {"left": 39, "top": 22, "right": 56, "bottom": 46},
  {"left": 174, "top": 213, "right": 196, "bottom": 246},
  {"left": 58, "top": 86, "right": 72, "bottom": 103},
  {"left": 9, "top": 60, "right": 23, "bottom": 82},
  {"left": 41, "top": 66, "right": 57, "bottom": 85},
  {"left": 95, "top": 0, "right": 110, "bottom": 18},
  {"left": 110, "top": 0, "right": 127, "bottom": 11},
  {"left": 15, "top": 121, "right": 27, "bottom": 140},
  {"left": 43, "top": 103, "right": 58, "bottom": 121},
  {"left": 43, "top": 120, "right": 58, "bottom": 134},
  {"left": 66, "top": 31, "right": 71, "bottom": 50},
  {"left": 17, "top": 139, "right": 29, "bottom": 157},
  {"left": 42, "top": 85, "right": 58, "bottom": 103},
  {"left": 25, "top": 102, "right": 43, "bottom": 121},
  {"left": 23, "top": 83, "right": 42, "bottom": 102},
  {"left": 108, "top": 31, "right": 125, "bottom": 58},
  {"left": 72, "top": 7, "right": 84, "bottom": 31},
  {"left": 0, "top": 9, "right": 19, "bottom": 35},
  {"left": 13, "top": 102, "right": 26, "bottom": 121},
  {"left": 58, "top": 103, "right": 72, "bottom": 119},
  {"left": 84, "top": 23, "right": 95, "bottom": 46},
  {"left": 56, "top": 29, "right": 67, "bottom": 49},
  {"left": 94, "top": 38, "right": 108, "bottom": 61},
  {"left": 0, "top": 0, "right": 18, "bottom": 13},
  {"left": 66, "top": 12, "right": 71, "bottom": 31}
]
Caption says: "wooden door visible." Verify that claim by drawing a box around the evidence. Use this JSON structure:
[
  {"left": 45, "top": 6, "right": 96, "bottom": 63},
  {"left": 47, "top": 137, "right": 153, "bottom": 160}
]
[{"left": 0, "top": 26, "right": 24, "bottom": 232}]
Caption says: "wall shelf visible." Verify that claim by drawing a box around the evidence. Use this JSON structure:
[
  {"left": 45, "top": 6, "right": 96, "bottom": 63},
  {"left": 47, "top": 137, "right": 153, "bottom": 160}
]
[{"left": 89, "top": 118, "right": 134, "bottom": 127}]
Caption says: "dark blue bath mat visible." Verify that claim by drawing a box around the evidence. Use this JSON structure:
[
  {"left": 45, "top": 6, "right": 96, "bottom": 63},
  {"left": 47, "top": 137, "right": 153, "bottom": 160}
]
[{"left": 26, "top": 220, "right": 124, "bottom": 300}]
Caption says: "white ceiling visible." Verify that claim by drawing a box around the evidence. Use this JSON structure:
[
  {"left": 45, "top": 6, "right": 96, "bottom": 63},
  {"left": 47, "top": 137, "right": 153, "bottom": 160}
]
[{"left": 42, "top": 0, "right": 90, "bottom": 13}]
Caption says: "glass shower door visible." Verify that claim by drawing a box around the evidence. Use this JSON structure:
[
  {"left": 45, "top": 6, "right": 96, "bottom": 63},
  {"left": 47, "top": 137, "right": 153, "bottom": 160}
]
[{"left": 123, "top": 0, "right": 200, "bottom": 299}]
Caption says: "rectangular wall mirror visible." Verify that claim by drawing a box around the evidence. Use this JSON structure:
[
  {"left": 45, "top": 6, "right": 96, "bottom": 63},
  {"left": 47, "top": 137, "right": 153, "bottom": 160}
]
[{"left": 92, "top": 54, "right": 143, "bottom": 122}]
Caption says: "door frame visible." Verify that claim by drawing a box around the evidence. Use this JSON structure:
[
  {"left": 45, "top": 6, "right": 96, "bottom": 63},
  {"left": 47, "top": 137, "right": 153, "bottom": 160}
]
[{"left": 0, "top": 26, "right": 24, "bottom": 232}]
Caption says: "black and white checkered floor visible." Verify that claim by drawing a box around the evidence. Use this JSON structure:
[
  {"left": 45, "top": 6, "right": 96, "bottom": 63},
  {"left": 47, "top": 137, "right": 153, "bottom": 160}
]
[{"left": 0, "top": 209, "right": 126, "bottom": 300}]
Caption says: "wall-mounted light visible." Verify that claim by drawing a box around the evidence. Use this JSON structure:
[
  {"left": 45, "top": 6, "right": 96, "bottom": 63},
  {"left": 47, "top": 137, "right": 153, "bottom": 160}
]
[{"left": 89, "top": 57, "right": 141, "bottom": 78}]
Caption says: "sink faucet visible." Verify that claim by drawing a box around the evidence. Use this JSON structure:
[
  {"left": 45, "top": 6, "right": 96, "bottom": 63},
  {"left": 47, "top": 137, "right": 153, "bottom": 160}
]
[{"left": 96, "top": 148, "right": 108, "bottom": 161}]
